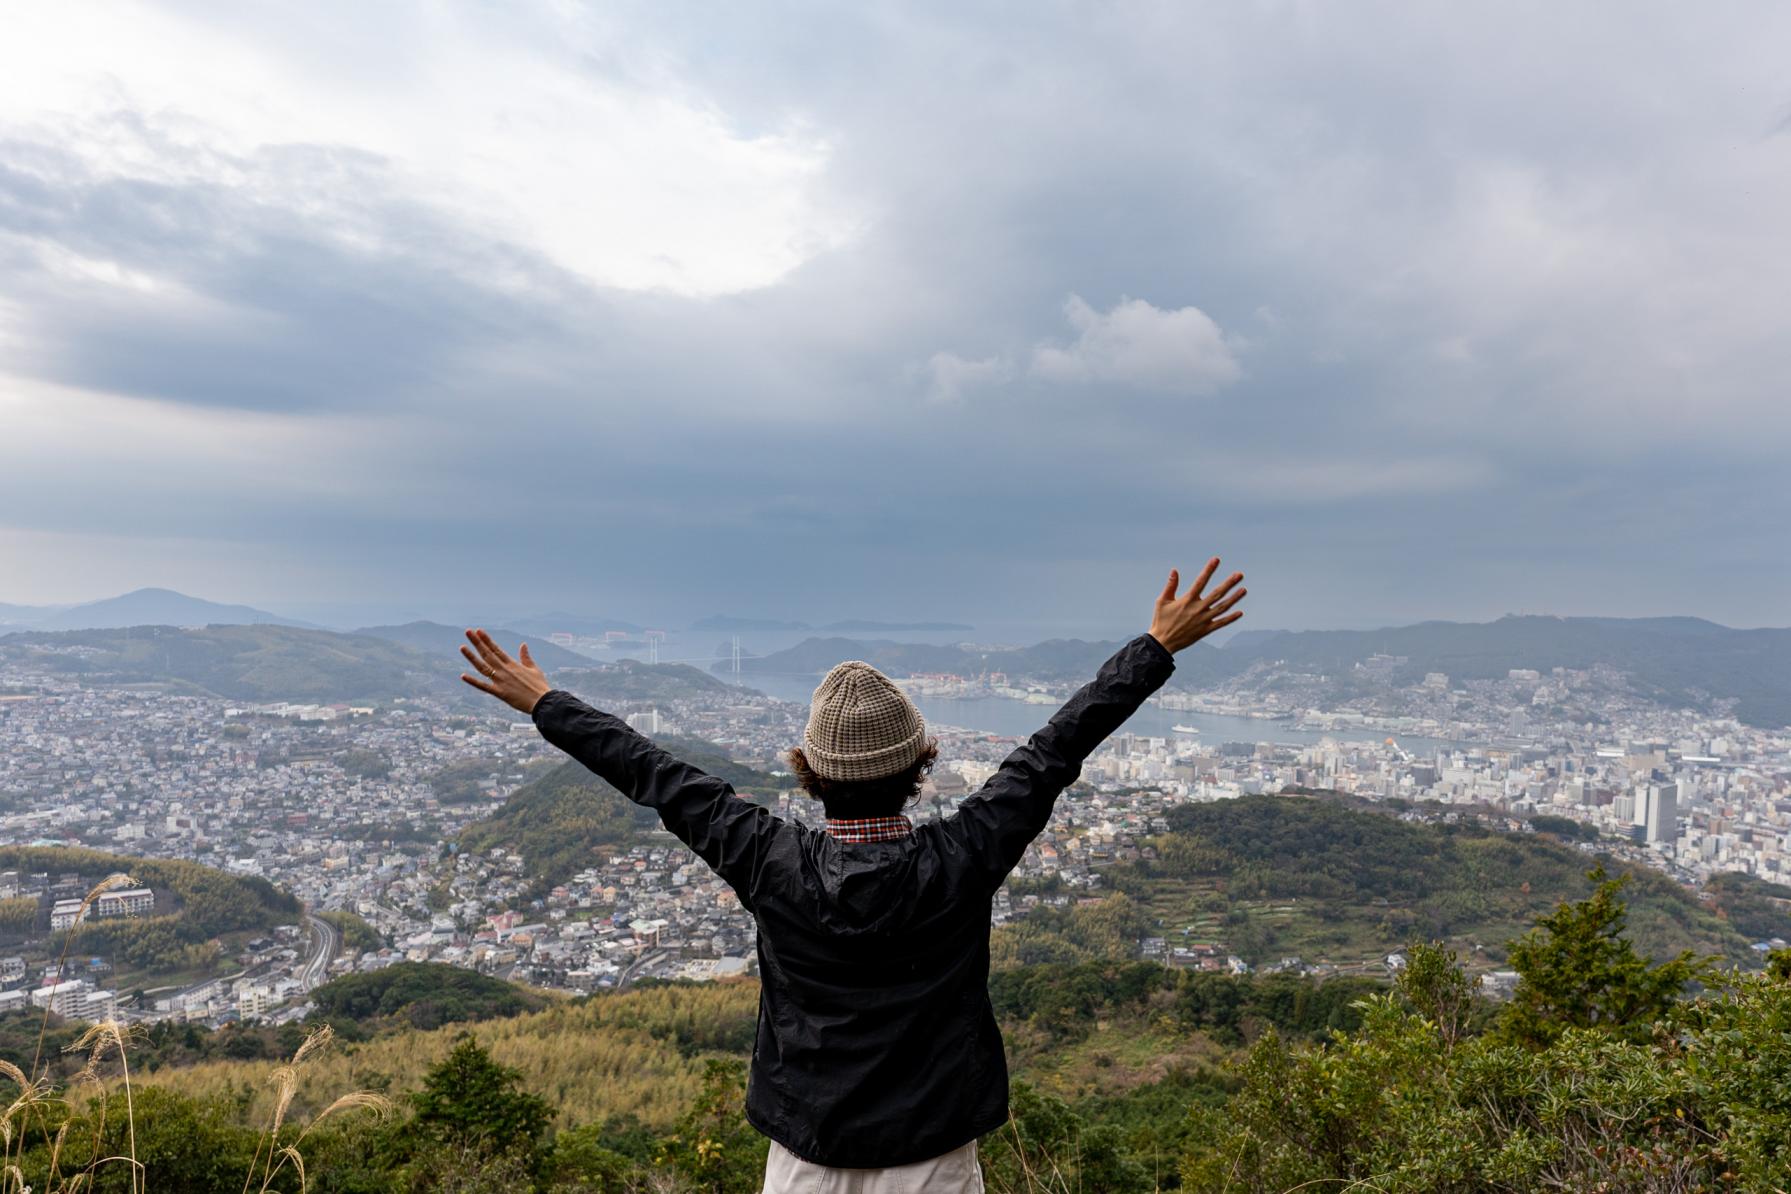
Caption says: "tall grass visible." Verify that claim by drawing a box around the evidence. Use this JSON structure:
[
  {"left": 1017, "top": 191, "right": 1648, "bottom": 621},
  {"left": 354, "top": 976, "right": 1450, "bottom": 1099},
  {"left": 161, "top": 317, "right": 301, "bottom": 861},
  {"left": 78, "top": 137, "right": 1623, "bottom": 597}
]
[{"left": 0, "top": 877, "right": 390, "bottom": 1192}]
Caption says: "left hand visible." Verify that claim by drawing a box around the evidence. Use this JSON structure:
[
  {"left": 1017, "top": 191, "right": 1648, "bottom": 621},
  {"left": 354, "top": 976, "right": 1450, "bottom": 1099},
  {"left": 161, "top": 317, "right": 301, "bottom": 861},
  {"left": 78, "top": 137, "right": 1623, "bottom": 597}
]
[{"left": 460, "top": 629, "right": 552, "bottom": 713}]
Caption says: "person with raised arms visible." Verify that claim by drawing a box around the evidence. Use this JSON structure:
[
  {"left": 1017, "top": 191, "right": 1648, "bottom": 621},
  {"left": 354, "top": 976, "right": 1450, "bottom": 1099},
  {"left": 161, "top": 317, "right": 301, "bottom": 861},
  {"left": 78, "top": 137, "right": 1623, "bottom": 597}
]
[{"left": 459, "top": 559, "right": 1245, "bottom": 1192}]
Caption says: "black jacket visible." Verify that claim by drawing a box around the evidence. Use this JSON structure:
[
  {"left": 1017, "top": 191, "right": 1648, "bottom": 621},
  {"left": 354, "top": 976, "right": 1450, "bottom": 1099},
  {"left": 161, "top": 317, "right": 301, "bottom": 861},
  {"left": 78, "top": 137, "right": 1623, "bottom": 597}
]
[{"left": 531, "top": 633, "right": 1175, "bottom": 1167}]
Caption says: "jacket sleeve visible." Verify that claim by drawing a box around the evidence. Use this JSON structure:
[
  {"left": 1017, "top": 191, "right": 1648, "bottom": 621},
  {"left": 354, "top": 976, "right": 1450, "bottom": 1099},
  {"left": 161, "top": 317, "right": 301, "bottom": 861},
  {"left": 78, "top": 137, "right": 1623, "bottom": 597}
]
[
  {"left": 940, "top": 634, "right": 1175, "bottom": 889},
  {"left": 531, "top": 690, "right": 783, "bottom": 908}
]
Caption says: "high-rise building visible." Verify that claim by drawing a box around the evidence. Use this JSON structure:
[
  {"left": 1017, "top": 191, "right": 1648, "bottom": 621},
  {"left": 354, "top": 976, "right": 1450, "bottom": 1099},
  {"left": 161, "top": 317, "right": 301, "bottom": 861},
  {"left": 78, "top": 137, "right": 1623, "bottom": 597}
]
[{"left": 1645, "top": 782, "right": 1678, "bottom": 845}]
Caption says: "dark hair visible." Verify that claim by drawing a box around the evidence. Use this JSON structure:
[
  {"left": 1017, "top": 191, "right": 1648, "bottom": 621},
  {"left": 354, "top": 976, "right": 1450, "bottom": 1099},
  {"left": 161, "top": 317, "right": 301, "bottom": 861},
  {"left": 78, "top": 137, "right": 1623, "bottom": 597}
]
[{"left": 787, "top": 740, "right": 939, "bottom": 819}]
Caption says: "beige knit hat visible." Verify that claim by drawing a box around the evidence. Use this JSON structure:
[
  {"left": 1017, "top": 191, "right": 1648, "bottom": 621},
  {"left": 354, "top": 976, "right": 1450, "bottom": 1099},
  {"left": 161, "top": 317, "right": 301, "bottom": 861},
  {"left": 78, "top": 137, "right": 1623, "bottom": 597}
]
[{"left": 801, "top": 660, "right": 928, "bottom": 781}]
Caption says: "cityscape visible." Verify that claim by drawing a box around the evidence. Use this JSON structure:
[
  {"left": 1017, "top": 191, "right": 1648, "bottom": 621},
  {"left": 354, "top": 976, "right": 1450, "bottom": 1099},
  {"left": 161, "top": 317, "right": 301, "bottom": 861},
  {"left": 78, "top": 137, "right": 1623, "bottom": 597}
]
[{"left": 3, "top": 620, "right": 1785, "bottom": 1028}]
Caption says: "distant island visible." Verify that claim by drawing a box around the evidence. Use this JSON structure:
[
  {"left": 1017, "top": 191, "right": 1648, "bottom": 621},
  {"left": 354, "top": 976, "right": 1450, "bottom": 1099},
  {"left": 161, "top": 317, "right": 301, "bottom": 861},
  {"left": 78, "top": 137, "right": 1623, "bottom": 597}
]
[{"left": 690, "top": 614, "right": 972, "bottom": 632}]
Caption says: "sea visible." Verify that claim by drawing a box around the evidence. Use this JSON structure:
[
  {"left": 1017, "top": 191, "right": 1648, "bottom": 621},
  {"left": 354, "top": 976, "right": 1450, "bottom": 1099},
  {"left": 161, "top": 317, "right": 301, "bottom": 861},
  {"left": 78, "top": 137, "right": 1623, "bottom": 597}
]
[{"left": 605, "top": 623, "right": 1466, "bottom": 755}]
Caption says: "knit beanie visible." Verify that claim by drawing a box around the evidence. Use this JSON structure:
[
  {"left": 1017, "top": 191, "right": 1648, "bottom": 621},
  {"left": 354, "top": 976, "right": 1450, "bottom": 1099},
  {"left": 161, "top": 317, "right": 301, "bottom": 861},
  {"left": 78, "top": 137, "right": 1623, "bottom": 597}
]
[{"left": 801, "top": 661, "right": 928, "bottom": 782}]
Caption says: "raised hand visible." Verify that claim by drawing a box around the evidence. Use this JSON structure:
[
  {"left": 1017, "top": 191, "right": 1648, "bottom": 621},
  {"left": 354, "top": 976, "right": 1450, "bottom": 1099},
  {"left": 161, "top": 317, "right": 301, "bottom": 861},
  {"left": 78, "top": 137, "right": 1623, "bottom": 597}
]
[
  {"left": 1148, "top": 558, "right": 1246, "bottom": 653},
  {"left": 460, "top": 628, "right": 552, "bottom": 713}
]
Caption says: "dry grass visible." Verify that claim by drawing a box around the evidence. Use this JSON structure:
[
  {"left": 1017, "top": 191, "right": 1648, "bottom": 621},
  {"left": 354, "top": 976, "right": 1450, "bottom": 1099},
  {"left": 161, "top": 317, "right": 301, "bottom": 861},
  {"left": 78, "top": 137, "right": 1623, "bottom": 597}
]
[
  {"left": 0, "top": 876, "right": 389, "bottom": 1192},
  {"left": 139, "top": 979, "right": 762, "bottom": 1131}
]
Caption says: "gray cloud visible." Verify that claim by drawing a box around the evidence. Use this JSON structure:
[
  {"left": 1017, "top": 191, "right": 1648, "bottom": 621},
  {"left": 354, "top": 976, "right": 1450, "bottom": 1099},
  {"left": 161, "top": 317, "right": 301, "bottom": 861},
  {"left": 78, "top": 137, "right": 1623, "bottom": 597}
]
[{"left": 2, "top": 2, "right": 1788, "bottom": 631}]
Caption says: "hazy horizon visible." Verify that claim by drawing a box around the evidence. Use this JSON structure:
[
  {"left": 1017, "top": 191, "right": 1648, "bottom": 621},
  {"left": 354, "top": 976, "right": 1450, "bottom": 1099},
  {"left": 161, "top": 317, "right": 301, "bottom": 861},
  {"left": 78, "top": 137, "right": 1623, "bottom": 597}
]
[{"left": 2, "top": 582, "right": 1785, "bottom": 642}]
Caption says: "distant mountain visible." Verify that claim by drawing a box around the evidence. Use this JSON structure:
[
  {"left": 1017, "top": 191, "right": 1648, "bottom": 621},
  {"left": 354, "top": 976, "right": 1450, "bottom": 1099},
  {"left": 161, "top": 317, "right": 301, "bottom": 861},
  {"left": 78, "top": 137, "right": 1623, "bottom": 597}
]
[
  {"left": 25, "top": 588, "right": 312, "bottom": 632},
  {"left": 690, "top": 614, "right": 812, "bottom": 632},
  {"left": 0, "top": 600, "right": 64, "bottom": 626},
  {"left": 821, "top": 619, "right": 974, "bottom": 633},
  {"left": 501, "top": 611, "right": 645, "bottom": 638},
  {"left": 724, "top": 615, "right": 1791, "bottom": 728},
  {"left": 1221, "top": 628, "right": 1289, "bottom": 652},
  {"left": 354, "top": 621, "right": 592, "bottom": 670},
  {"left": 689, "top": 615, "right": 974, "bottom": 633},
  {"left": 1230, "top": 614, "right": 1791, "bottom": 727},
  {"left": 552, "top": 658, "right": 739, "bottom": 703},
  {"left": 0, "top": 624, "right": 460, "bottom": 704},
  {"left": 724, "top": 635, "right": 1234, "bottom": 686},
  {"left": 458, "top": 738, "right": 780, "bottom": 890}
]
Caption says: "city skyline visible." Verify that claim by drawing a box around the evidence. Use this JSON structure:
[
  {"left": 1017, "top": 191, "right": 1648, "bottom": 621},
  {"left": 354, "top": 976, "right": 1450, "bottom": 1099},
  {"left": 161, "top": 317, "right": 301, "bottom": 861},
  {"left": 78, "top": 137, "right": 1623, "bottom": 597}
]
[{"left": 4, "top": 4, "right": 1790, "bottom": 631}]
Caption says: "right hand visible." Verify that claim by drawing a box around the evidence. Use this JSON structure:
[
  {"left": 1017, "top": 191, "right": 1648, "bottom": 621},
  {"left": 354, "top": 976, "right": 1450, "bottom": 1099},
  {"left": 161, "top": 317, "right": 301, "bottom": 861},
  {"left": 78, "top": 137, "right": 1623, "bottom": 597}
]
[
  {"left": 460, "top": 629, "right": 553, "bottom": 714},
  {"left": 1148, "top": 558, "right": 1246, "bottom": 653}
]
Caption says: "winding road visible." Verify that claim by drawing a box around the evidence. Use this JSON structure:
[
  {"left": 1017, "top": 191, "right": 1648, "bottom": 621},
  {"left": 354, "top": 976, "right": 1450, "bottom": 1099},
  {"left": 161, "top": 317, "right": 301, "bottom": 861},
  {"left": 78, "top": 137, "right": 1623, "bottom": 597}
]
[{"left": 300, "top": 912, "right": 339, "bottom": 989}]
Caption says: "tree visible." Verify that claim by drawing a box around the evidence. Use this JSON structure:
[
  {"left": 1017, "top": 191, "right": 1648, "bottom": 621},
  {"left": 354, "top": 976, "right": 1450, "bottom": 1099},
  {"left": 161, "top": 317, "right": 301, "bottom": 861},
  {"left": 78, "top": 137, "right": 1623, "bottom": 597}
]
[
  {"left": 411, "top": 1033, "right": 552, "bottom": 1160},
  {"left": 653, "top": 1059, "right": 766, "bottom": 1194},
  {"left": 1499, "top": 866, "right": 1712, "bottom": 1047},
  {"left": 1396, "top": 940, "right": 1481, "bottom": 1047},
  {"left": 980, "top": 1082, "right": 1151, "bottom": 1194}
]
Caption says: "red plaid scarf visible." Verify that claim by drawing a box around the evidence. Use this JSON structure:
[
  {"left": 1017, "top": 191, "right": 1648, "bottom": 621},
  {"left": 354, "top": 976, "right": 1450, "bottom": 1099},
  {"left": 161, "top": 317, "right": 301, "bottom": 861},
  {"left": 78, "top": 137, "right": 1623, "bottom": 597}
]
[{"left": 824, "top": 814, "right": 914, "bottom": 843}]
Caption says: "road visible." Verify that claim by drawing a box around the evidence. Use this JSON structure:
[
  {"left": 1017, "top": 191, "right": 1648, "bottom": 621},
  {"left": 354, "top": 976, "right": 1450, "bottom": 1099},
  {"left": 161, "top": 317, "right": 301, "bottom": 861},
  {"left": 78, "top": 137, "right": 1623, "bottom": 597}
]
[
  {"left": 615, "top": 948, "right": 667, "bottom": 991},
  {"left": 301, "top": 912, "right": 339, "bottom": 989}
]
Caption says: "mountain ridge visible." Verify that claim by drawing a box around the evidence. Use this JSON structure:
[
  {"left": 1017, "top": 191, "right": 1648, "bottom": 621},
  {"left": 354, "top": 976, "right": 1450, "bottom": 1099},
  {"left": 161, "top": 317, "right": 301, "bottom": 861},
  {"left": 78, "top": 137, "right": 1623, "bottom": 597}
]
[{"left": 724, "top": 614, "right": 1791, "bottom": 727}]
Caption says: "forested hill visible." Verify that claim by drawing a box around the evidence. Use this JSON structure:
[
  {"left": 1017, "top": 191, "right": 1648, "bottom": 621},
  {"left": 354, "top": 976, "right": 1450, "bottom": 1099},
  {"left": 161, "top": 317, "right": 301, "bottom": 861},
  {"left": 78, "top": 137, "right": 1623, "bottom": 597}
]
[
  {"left": 308, "top": 962, "right": 548, "bottom": 1032},
  {"left": 0, "top": 624, "right": 466, "bottom": 704},
  {"left": 726, "top": 614, "right": 1791, "bottom": 726},
  {"left": 457, "top": 737, "right": 782, "bottom": 889},
  {"left": 0, "top": 623, "right": 625, "bottom": 707},
  {"left": 1084, "top": 795, "right": 1764, "bottom": 967},
  {"left": 0, "top": 845, "right": 300, "bottom": 979}
]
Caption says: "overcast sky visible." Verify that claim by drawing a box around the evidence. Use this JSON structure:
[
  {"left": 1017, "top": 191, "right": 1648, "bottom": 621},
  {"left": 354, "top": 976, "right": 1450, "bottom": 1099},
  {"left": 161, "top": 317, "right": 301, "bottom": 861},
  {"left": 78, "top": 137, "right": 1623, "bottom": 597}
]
[{"left": 3, "top": 2, "right": 1788, "bottom": 634}]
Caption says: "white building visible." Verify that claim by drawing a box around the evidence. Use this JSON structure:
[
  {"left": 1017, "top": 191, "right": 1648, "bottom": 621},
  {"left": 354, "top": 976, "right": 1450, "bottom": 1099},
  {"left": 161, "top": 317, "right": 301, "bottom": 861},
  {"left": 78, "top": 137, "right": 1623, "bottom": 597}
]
[
  {"left": 93, "top": 888, "right": 155, "bottom": 919},
  {"left": 30, "top": 980, "right": 116, "bottom": 1021},
  {"left": 49, "top": 899, "right": 85, "bottom": 931}
]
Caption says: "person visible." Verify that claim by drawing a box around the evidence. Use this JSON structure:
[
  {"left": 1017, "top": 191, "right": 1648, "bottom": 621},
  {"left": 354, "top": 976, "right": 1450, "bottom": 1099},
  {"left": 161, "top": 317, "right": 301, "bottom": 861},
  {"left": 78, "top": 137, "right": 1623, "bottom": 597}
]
[{"left": 459, "top": 559, "right": 1245, "bottom": 1192}]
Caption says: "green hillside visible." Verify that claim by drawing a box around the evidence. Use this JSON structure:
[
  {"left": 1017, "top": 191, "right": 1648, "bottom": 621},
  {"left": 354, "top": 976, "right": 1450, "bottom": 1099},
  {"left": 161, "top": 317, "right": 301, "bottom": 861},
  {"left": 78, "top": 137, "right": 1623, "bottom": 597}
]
[
  {"left": 0, "top": 623, "right": 454, "bottom": 704},
  {"left": 0, "top": 622, "right": 653, "bottom": 707},
  {"left": 0, "top": 846, "right": 301, "bottom": 986},
  {"left": 457, "top": 740, "right": 779, "bottom": 890},
  {"left": 1056, "top": 795, "right": 1756, "bottom": 970},
  {"left": 309, "top": 962, "right": 549, "bottom": 1032},
  {"left": 1704, "top": 870, "right": 1791, "bottom": 943}
]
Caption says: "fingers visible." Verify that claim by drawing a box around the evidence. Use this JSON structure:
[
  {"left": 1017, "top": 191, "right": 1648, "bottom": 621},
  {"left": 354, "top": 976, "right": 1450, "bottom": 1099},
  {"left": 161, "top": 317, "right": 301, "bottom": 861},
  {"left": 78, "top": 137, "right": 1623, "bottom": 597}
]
[
  {"left": 519, "top": 642, "right": 538, "bottom": 671},
  {"left": 1158, "top": 569, "right": 1180, "bottom": 605},
  {"left": 460, "top": 672, "right": 500, "bottom": 697},
  {"left": 1208, "top": 610, "right": 1244, "bottom": 631},
  {"left": 459, "top": 644, "right": 487, "bottom": 673},
  {"left": 475, "top": 628, "right": 514, "bottom": 665},
  {"left": 1185, "top": 558, "right": 1221, "bottom": 600},
  {"left": 465, "top": 628, "right": 497, "bottom": 668},
  {"left": 1206, "top": 588, "right": 1247, "bottom": 618},
  {"left": 1200, "top": 576, "right": 1245, "bottom": 610},
  {"left": 464, "top": 628, "right": 507, "bottom": 668}
]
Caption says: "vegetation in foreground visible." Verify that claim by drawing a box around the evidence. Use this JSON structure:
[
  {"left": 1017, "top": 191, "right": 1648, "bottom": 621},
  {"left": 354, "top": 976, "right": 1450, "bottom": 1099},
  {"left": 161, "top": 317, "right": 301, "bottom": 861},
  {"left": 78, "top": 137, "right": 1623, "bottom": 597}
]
[{"left": 4, "top": 869, "right": 1789, "bottom": 1189}]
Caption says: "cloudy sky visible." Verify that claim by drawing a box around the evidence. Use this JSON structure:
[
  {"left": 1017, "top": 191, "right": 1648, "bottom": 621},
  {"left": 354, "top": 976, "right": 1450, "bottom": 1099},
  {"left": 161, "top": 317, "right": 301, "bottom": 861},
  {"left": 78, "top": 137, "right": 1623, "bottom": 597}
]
[{"left": 3, "top": 1, "right": 1788, "bottom": 634}]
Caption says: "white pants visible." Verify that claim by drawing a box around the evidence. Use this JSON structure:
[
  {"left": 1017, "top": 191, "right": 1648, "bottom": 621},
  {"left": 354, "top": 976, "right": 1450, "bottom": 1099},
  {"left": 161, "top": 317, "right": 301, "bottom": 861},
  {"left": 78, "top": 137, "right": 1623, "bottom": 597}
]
[{"left": 762, "top": 1140, "right": 985, "bottom": 1194}]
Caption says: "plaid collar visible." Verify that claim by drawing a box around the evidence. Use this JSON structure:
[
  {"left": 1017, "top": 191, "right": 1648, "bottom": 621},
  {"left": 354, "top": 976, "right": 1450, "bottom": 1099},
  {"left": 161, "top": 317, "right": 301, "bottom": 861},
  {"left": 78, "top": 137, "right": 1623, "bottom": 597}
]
[{"left": 824, "top": 814, "right": 914, "bottom": 843}]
